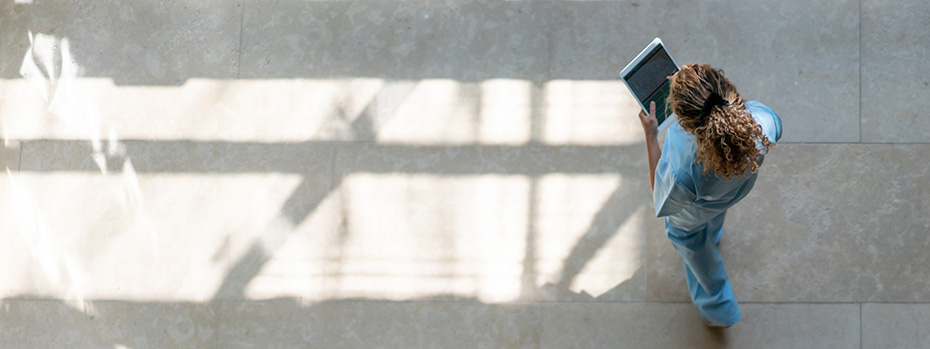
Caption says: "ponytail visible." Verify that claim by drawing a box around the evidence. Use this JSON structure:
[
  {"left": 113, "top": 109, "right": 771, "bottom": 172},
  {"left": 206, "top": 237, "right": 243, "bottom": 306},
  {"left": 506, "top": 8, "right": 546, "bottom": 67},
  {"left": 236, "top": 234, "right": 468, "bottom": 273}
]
[{"left": 668, "top": 64, "right": 772, "bottom": 179}]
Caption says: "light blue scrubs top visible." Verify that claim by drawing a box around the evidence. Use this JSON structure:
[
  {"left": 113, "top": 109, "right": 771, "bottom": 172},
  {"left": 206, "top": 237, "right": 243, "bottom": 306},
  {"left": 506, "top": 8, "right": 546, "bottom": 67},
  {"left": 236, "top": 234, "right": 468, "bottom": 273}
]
[{"left": 653, "top": 101, "right": 782, "bottom": 231}]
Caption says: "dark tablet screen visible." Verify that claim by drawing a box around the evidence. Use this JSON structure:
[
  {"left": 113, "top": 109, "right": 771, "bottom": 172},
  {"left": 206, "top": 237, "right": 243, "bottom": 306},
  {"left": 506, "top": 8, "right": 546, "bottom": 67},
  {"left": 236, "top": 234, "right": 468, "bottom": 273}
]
[{"left": 624, "top": 45, "right": 678, "bottom": 126}]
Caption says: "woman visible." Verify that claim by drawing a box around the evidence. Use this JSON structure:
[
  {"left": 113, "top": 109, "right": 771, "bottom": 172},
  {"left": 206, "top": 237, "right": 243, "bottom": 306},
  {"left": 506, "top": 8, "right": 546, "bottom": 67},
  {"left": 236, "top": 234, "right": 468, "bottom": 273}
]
[{"left": 638, "top": 64, "right": 782, "bottom": 327}]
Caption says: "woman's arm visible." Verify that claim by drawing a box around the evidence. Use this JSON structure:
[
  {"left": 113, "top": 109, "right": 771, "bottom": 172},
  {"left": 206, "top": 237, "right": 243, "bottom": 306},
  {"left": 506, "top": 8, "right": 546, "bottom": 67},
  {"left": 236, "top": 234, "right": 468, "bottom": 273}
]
[{"left": 639, "top": 102, "right": 661, "bottom": 193}]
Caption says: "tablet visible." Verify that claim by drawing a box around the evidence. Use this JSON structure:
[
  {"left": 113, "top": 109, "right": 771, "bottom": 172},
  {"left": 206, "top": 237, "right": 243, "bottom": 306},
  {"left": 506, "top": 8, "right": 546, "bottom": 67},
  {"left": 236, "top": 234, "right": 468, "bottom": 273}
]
[{"left": 619, "top": 38, "right": 680, "bottom": 131}]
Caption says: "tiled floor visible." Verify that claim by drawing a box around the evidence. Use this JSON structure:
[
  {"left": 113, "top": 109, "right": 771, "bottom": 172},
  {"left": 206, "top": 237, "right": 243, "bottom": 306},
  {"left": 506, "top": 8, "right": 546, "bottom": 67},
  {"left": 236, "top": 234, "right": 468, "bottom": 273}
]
[{"left": 1, "top": 0, "right": 928, "bottom": 348}]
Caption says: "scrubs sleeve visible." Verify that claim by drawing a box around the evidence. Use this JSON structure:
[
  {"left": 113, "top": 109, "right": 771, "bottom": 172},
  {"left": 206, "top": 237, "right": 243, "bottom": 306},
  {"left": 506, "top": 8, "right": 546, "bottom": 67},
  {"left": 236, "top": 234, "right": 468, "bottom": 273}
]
[
  {"left": 653, "top": 156, "right": 695, "bottom": 217},
  {"left": 772, "top": 110, "right": 782, "bottom": 142},
  {"left": 760, "top": 105, "right": 782, "bottom": 143},
  {"left": 747, "top": 101, "right": 782, "bottom": 143}
]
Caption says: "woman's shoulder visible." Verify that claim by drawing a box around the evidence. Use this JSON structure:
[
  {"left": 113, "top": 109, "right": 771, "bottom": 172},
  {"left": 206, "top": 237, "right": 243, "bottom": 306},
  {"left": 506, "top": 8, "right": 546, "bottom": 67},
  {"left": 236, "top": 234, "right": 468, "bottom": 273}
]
[
  {"left": 745, "top": 100, "right": 782, "bottom": 143},
  {"left": 664, "top": 120, "right": 697, "bottom": 160},
  {"left": 660, "top": 120, "right": 699, "bottom": 183},
  {"left": 745, "top": 100, "right": 774, "bottom": 114}
]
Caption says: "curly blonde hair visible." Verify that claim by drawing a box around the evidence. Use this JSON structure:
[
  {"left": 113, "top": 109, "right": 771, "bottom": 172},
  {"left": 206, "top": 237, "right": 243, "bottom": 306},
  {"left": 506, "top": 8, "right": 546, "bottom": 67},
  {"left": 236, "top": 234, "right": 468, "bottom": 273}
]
[{"left": 668, "top": 64, "right": 772, "bottom": 179}]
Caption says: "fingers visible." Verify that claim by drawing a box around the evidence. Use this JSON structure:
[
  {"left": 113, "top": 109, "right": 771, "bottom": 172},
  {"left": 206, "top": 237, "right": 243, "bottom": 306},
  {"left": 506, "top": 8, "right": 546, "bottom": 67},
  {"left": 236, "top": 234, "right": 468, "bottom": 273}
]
[{"left": 649, "top": 101, "right": 656, "bottom": 116}]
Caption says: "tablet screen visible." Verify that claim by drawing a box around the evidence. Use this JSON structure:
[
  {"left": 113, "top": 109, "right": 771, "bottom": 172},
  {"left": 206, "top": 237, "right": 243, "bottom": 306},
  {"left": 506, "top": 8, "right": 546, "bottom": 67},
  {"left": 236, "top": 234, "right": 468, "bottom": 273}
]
[{"left": 624, "top": 45, "right": 678, "bottom": 126}]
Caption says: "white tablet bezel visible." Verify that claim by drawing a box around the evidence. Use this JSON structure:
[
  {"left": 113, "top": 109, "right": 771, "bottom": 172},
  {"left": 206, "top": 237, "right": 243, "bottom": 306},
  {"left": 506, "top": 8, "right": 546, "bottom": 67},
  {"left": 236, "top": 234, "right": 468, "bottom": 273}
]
[{"left": 619, "top": 37, "right": 681, "bottom": 131}]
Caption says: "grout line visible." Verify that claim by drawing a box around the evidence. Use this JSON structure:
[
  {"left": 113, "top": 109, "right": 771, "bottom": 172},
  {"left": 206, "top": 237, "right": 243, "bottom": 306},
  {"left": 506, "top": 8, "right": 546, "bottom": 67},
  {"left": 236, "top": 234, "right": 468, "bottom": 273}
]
[
  {"left": 860, "top": 302, "right": 863, "bottom": 349},
  {"left": 236, "top": 0, "right": 245, "bottom": 79},
  {"left": 330, "top": 144, "right": 338, "bottom": 192},
  {"left": 547, "top": 0, "right": 553, "bottom": 91},
  {"left": 643, "top": 227, "right": 648, "bottom": 302},
  {"left": 859, "top": 0, "right": 863, "bottom": 144},
  {"left": 218, "top": 299, "right": 224, "bottom": 348}
]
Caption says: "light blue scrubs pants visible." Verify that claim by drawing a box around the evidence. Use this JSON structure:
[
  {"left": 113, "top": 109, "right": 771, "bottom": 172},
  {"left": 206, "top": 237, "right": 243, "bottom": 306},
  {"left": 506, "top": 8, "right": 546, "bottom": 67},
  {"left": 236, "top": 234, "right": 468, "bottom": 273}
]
[{"left": 665, "top": 212, "right": 740, "bottom": 327}]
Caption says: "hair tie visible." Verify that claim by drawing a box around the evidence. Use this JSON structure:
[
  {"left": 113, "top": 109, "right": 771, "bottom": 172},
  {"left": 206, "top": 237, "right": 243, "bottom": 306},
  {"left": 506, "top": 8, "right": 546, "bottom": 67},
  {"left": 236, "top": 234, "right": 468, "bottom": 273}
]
[{"left": 699, "top": 92, "right": 730, "bottom": 120}]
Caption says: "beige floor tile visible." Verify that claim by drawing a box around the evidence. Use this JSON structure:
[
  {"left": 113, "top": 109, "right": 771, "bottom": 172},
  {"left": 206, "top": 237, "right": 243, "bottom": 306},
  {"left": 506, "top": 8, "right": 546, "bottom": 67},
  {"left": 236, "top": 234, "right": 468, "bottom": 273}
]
[
  {"left": 0, "top": 70, "right": 642, "bottom": 146},
  {"left": 0, "top": 0, "right": 240, "bottom": 84},
  {"left": 648, "top": 144, "right": 930, "bottom": 302},
  {"left": 333, "top": 143, "right": 655, "bottom": 302},
  {"left": 861, "top": 0, "right": 930, "bottom": 142},
  {"left": 220, "top": 300, "right": 540, "bottom": 348},
  {"left": 240, "top": 1, "right": 549, "bottom": 82},
  {"left": 540, "top": 302, "right": 859, "bottom": 348},
  {"left": 238, "top": 0, "right": 551, "bottom": 143},
  {"left": 3, "top": 140, "right": 336, "bottom": 301},
  {"left": 0, "top": 79, "right": 354, "bottom": 142},
  {"left": 552, "top": 0, "right": 859, "bottom": 142},
  {"left": 1, "top": 141, "right": 18, "bottom": 170},
  {"left": 0, "top": 0, "right": 244, "bottom": 144},
  {"left": 0, "top": 299, "right": 219, "bottom": 348},
  {"left": 0, "top": 77, "right": 463, "bottom": 143},
  {"left": 863, "top": 303, "right": 930, "bottom": 349},
  {"left": 0, "top": 70, "right": 578, "bottom": 145},
  {"left": 0, "top": 158, "right": 17, "bottom": 295},
  {"left": 541, "top": 80, "right": 645, "bottom": 145},
  {"left": 0, "top": 72, "right": 644, "bottom": 146}
]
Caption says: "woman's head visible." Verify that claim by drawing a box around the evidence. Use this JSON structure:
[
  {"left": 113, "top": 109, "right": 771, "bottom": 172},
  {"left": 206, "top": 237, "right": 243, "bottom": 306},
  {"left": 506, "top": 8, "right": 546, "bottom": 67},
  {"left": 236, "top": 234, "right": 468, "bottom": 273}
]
[{"left": 668, "top": 64, "right": 772, "bottom": 179}]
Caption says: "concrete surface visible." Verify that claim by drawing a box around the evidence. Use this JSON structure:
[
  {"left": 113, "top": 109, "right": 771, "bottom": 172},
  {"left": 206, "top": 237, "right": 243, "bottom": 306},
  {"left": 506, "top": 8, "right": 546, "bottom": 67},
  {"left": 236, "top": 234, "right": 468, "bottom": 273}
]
[{"left": 1, "top": 0, "right": 928, "bottom": 348}]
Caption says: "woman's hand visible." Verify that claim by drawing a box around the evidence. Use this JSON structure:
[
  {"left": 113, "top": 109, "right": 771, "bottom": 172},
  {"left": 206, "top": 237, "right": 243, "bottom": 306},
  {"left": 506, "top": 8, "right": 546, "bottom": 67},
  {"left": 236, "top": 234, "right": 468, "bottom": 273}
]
[{"left": 639, "top": 101, "right": 658, "bottom": 138}]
